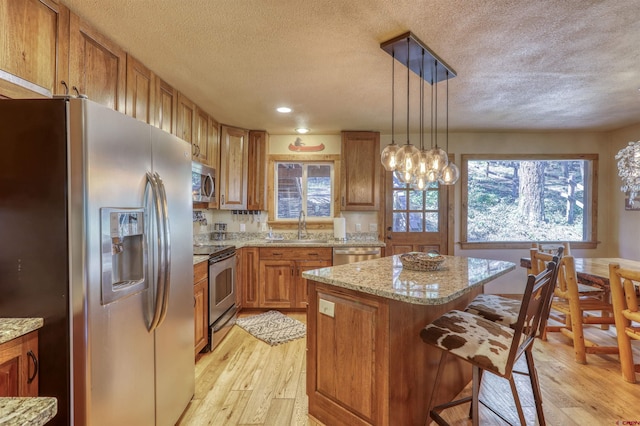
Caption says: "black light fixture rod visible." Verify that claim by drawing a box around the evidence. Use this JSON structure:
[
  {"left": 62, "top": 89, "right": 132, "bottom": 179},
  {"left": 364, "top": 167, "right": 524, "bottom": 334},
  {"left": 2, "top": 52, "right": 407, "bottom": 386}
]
[
  {"left": 391, "top": 50, "right": 395, "bottom": 144},
  {"left": 406, "top": 36, "right": 410, "bottom": 144},
  {"left": 434, "top": 59, "right": 438, "bottom": 149},
  {"left": 446, "top": 70, "right": 449, "bottom": 152}
]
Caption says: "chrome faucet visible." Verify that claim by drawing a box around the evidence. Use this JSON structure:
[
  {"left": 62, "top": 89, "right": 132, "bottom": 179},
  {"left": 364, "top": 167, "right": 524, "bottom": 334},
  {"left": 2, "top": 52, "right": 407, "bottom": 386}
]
[{"left": 298, "top": 211, "right": 307, "bottom": 239}]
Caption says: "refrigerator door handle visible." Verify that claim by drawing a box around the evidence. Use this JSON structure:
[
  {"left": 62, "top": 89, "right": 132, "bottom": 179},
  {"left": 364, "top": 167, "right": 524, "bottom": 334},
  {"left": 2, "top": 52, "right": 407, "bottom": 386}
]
[
  {"left": 156, "top": 173, "right": 171, "bottom": 327},
  {"left": 146, "top": 172, "right": 167, "bottom": 332}
]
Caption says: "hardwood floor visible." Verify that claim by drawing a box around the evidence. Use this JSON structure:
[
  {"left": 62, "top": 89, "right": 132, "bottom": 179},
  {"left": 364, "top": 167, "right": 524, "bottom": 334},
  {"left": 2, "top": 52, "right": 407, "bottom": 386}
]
[{"left": 177, "top": 312, "right": 640, "bottom": 425}]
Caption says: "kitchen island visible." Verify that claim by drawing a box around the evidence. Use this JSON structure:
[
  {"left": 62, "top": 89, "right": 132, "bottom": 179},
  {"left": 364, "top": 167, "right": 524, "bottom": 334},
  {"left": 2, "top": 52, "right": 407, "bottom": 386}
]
[{"left": 302, "top": 255, "right": 516, "bottom": 426}]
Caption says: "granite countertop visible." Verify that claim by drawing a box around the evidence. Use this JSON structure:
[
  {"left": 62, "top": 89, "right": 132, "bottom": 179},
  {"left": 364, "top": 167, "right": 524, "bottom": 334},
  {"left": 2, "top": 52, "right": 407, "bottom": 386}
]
[
  {"left": 301, "top": 255, "right": 516, "bottom": 305},
  {"left": 0, "top": 318, "right": 43, "bottom": 345},
  {"left": 193, "top": 255, "right": 209, "bottom": 265},
  {"left": 208, "top": 239, "right": 385, "bottom": 249},
  {"left": 0, "top": 318, "right": 55, "bottom": 425},
  {"left": 0, "top": 398, "right": 57, "bottom": 426}
]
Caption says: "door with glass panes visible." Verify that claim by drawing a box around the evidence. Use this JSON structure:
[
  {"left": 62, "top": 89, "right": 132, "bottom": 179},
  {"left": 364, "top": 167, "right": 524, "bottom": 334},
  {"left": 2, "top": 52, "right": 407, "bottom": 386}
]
[{"left": 384, "top": 172, "right": 452, "bottom": 255}]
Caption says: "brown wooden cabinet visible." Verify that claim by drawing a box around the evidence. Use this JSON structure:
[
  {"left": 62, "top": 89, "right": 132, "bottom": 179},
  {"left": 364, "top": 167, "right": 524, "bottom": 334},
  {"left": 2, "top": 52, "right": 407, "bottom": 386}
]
[
  {"left": 125, "top": 55, "right": 155, "bottom": 125},
  {"left": 259, "top": 259, "right": 295, "bottom": 308},
  {"left": 194, "top": 107, "right": 212, "bottom": 166},
  {"left": 239, "top": 247, "right": 260, "bottom": 308},
  {"left": 155, "top": 77, "right": 178, "bottom": 135},
  {"left": 219, "top": 125, "right": 249, "bottom": 210},
  {"left": 307, "top": 281, "right": 480, "bottom": 426},
  {"left": 69, "top": 13, "right": 126, "bottom": 111},
  {"left": 247, "top": 130, "right": 268, "bottom": 211},
  {"left": 176, "top": 92, "right": 196, "bottom": 145},
  {"left": 193, "top": 260, "right": 208, "bottom": 355},
  {"left": 0, "top": 331, "right": 39, "bottom": 397},
  {"left": 340, "top": 131, "right": 380, "bottom": 211},
  {"left": 0, "top": 0, "right": 69, "bottom": 99},
  {"left": 256, "top": 247, "right": 332, "bottom": 309}
]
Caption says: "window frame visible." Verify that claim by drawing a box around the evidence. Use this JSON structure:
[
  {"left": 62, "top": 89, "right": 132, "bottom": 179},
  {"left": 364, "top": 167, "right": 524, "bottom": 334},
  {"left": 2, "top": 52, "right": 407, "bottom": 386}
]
[
  {"left": 267, "top": 154, "right": 341, "bottom": 228},
  {"left": 459, "top": 153, "right": 599, "bottom": 249}
]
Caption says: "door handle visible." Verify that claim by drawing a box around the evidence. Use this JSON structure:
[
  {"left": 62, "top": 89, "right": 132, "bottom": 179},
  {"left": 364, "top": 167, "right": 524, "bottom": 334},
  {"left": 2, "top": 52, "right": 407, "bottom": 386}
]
[
  {"left": 146, "top": 172, "right": 166, "bottom": 332},
  {"left": 27, "top": 350, "right": 38, "bottom": 384},
  {"left": 387, "top": 235, "right": 392, "bottom": 240}
]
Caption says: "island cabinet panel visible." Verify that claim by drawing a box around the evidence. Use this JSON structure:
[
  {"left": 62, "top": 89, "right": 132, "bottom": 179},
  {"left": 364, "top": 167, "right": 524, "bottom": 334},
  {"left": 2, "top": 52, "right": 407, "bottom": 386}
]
[
  {"left": 0, "top": 331, "right": 39, "bottom": 397},
  {"left": 125, "top": 54, "right": 155, "bottom": 125},
  {"left": 308, "top": 284, "right": 389, "bottom": 426},
  {"left": 0, "top": 0, "right": 69, "bottom": 99},
  {"left": 340, "top": 131, "right": 380, "bottom": 211},
  {"left": 69, "top": 13, "right": 126, "bottom": 112},
  {"left": 307, "top": 281, "right": 480, "bottom": 426}
]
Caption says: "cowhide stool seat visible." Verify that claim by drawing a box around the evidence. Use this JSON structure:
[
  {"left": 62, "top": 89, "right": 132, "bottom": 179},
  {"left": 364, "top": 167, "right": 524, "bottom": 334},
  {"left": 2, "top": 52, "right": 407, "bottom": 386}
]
[
  {"left": 464, "top": 246, "right": 563, "bottom": 335},
  {"left": 420, "top": 261, "right": 557, "bottom": 426}
]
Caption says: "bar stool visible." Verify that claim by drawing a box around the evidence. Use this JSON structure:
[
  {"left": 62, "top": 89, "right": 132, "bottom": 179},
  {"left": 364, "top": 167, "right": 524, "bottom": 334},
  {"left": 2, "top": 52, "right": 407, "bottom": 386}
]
[
  {"left": 420, "top": 262, "right": 556, "bottom": 426},
  {"left": 465, "top": 246, "right": 563, "bottom": 336},
  {"left": 609, "top": 263, "right": 640, "bottom": 383}
]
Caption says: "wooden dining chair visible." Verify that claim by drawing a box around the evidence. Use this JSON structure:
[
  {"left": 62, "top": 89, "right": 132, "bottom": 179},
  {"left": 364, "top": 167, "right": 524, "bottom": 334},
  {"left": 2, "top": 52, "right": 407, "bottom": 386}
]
[
  {"left": 421, "top": 261, "right": 556, "bottom": 426},
  {"left": 609, "top": 263, "right": 640, "bottom": 383},
  {"left": 543, "top": 255, "right": 617, "bottom": 364}
]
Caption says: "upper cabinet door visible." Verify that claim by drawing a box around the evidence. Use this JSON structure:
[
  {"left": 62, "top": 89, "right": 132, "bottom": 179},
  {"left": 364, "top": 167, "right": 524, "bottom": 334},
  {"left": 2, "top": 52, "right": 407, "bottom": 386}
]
[
  {"left": 219, "top": 125, "right": 248, "bottom": 210},
  {"left": 125, "top": 54, "right": 155, "bottom": 125},
  {"left": 155, "top": 77, "right": 177, "bottom": 136},
  {"left": 69, "top": 13, "right": 126, "bottom": 111},
  {"left": 247, "top": 130, "right": 268, "bottom": 211},
  {"left": 176, "top": 92, "right": 196, "bottom": 145},
  {"left": 0, "top": 0, "right": 69, "bottom": 98},
  {"left": 194, "top": 107, "right": 211, "bottom": 165},
  {"left": 341, "top": 131, "right": 380, "bottom": 210}
]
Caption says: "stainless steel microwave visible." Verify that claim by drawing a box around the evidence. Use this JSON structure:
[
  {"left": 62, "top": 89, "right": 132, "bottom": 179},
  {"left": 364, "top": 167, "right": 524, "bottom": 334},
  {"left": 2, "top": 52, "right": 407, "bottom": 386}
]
[{"left": 192, "top": 161, "right": 216, "bottom": 203}]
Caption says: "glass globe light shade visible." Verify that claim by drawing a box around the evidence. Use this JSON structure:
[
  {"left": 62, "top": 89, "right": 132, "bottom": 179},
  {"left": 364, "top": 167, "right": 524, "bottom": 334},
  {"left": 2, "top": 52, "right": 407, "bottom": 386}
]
[
  {"left": 426, "top": 168, "right": 439, "bottom": 183},
  {"left": 411, "top": 174, "right": 428, "bottom": 191},
  {"left": 380, "top": 143, "right": 399, "bottom": 171},
  {"left": 439, "top": 161, "right": 460, "bottom": 185},
  {"left": 395, "top": 143, "right": 420, "bottom": 177},
  {"left": 416, "top": 150, "right": 429, "bottom": 176},
  {"left": 426, "top": 147, "right": 449, "bottom": 174}
]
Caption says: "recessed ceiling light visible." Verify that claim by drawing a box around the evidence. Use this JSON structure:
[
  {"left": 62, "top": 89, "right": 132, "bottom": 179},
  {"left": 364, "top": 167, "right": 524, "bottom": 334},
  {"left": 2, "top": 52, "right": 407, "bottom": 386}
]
[
  {"left": 276, "top": 107, "right": 292, "bottom": 113},
  {"left": 295, "top": 128, "right": 310, "bottom": 134}
]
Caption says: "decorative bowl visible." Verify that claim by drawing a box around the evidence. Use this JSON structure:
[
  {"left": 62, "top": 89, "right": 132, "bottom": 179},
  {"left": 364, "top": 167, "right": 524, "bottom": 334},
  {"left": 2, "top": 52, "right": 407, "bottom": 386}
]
[{"left": 399, "top": 252, "right": 445, "bottom": 271}]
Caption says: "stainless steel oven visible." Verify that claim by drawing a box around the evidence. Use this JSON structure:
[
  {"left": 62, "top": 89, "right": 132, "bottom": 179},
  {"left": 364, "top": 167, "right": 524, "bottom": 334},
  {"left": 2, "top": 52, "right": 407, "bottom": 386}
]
[{"left": 207, "top": 245, "right": 237, "bottom": 350}]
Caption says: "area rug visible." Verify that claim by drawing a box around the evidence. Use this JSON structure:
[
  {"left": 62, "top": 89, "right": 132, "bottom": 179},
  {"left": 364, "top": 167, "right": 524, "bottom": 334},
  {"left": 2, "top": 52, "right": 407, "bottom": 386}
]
[{"left": 235, "top": 310, "right": 306, "bottom": 346}]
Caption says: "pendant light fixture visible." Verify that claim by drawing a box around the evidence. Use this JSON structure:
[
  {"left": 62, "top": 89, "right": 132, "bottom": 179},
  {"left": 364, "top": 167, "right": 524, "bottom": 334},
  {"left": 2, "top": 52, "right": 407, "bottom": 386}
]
[
  {"left": 439, "top": 70, "right": 460, "bottom": 185},
  {"left": 393, "top": 36, "right": 420, "bottom": 184},
  {"left": 380, "top": 32, "right": 458, "bottom": 187},
  {"left": 380, "top": 50, "right": 398, "bottom": 171}
]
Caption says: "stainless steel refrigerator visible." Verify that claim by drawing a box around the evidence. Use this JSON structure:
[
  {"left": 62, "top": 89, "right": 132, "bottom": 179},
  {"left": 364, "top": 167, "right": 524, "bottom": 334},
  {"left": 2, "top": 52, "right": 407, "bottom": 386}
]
[{"left": 0, "top": 98, "right": 195, "bottom": 425}]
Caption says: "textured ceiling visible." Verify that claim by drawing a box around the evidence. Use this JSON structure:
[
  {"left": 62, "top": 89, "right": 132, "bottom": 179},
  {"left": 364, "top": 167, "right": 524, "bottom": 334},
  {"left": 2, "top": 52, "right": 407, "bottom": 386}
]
[{"left": 63, "top": 0, "right": 640, "bottom": 135}]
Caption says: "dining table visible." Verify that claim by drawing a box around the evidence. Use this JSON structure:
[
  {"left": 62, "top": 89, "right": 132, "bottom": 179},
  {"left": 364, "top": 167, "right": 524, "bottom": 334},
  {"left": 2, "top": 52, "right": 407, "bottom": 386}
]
[{"left": 520, "top": 256, "right": 640, "bottom": 290}]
